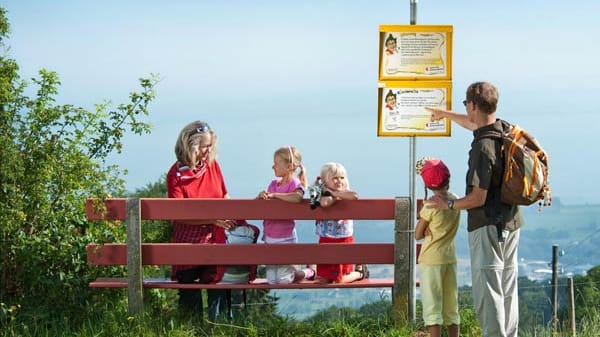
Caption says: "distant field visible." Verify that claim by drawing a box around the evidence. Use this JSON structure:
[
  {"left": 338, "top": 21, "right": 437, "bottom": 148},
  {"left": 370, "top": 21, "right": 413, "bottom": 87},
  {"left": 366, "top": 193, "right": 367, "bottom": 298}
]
[
  {"left": 286, "top": 200, "right": 600, "bottom": 266},
  {"left": 268, "top": 201, "right": 600, "bottom": 317},
  {"left": 519, "top": 202, "right": 600, "bottom": 265}
]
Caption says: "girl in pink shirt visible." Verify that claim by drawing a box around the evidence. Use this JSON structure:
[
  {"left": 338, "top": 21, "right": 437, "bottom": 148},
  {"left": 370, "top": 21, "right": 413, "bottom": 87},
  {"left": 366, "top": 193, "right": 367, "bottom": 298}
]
[{"left": 257, "top": 146, "right": 315, "bottom": 284}]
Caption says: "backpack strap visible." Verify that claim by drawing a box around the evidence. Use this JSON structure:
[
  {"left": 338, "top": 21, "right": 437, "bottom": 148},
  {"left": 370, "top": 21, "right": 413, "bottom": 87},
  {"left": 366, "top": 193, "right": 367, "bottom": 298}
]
[{"left": 474, "top": 120, "right": 509, "bottom": 242}]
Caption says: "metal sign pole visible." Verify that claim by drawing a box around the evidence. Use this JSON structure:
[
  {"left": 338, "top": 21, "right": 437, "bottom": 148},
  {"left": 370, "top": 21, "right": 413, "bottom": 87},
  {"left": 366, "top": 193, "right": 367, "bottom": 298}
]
[
  {"left": 408, "top": 136, "right": 416, "bottom": 323},
  {"left": 408, "top": 0, "right": 418, "bottom": 324},
  {"left": 410, "top": 0, "right": 418, "bottom": 25}
]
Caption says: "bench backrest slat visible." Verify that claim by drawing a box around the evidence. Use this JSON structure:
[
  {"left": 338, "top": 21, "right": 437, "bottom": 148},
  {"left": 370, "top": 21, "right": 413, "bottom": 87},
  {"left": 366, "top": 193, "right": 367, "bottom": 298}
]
[
  {"left": 86, "top": 198, "right": 396, "bottom": 221},
  {"left": 87, "top": 243, "right": 398, "bottom": 265}
]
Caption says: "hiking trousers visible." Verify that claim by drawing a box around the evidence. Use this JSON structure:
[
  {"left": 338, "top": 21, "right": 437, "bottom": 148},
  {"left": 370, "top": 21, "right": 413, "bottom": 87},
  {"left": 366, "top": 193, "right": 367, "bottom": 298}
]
[{"left": 469, "top": 226, "right": 520, "bottom": 337}]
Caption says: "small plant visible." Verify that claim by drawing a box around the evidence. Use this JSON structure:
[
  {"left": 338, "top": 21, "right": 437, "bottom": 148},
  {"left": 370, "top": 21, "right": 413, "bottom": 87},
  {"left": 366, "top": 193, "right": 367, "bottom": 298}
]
[{"left": 0, "top": 301, "right": 21, "bottom": 324}]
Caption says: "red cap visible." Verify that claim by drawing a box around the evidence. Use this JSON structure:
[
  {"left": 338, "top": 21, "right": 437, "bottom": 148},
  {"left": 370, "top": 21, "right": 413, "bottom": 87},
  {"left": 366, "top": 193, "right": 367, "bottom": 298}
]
[{"left": 419, "top": 158, "right": 450, "bottom": 189}]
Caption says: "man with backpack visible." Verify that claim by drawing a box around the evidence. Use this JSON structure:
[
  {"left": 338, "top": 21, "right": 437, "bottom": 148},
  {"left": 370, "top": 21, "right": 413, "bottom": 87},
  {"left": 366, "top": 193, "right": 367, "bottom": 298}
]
[{"left": 426, "top": 81, "right": 523, "bottom": 337}]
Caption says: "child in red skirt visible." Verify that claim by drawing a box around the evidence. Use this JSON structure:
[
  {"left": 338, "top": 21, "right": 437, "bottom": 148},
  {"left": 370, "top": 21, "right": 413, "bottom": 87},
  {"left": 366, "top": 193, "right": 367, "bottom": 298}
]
[{"left": 312, "top": 162, "right": 368, "bottom": 283}]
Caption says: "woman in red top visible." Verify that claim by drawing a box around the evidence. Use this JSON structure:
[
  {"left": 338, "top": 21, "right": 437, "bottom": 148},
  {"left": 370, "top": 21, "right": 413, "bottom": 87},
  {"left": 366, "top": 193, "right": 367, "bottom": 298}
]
[{"left": 166, "top": 120, "right": 236, "bottom": 321}]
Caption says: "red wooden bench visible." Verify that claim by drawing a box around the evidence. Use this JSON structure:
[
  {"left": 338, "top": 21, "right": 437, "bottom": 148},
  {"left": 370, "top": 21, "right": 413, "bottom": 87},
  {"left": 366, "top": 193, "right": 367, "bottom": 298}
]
[{"left": 86, "top": 197, "right": 421, "bottom": 321}]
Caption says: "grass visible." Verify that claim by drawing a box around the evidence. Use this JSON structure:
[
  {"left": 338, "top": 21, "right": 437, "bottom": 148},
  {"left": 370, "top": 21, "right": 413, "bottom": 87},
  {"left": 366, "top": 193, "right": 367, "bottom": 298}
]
[{"left": 2, "top": 300, "right": 599, "bottom": 337}]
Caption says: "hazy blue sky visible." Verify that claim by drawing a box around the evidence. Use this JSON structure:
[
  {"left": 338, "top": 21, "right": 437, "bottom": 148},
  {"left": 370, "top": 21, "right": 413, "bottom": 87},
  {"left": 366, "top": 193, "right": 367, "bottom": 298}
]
[{"left": 4, "top": 1, "right": 600, "bottom": 205}]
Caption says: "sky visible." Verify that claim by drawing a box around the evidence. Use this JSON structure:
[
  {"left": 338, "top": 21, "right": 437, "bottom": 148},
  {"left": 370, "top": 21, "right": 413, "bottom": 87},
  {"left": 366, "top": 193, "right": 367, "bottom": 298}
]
[{"left": 4, "top": 0, "right": 600, "bottom": 206}]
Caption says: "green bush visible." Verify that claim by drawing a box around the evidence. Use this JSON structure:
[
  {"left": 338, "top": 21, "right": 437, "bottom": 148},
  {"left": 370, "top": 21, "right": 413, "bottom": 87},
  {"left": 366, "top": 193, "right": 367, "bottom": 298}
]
[{"left": 0, "top": 5, "right": 158, "bottom": 327}]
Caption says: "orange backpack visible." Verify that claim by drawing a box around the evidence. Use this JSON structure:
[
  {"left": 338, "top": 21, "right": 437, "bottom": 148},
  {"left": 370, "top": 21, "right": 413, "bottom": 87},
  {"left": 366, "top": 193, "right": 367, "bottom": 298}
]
[{"left": 482, "top": 120, "right": 552, "bottom": 211}]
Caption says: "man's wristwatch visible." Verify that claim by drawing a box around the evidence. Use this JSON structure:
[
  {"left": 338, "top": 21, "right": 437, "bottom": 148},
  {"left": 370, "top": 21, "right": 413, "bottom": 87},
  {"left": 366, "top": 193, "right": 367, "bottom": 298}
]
[{"left": 447, "top": 199, "right": 455, "bottom": 210}]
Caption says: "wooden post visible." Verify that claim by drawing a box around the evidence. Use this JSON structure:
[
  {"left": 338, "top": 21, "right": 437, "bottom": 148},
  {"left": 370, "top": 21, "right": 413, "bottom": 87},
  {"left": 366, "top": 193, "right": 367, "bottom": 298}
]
[
  {"left": 551, "top": 244, "right": 559, "bottom": 332},
  {"left": 568, "top": 276, "right": 576, "bottom": 337},
  {"left": 126, "top": 197, "right": 143, "bottom": 315},
  {"left": 393, "top": 197, "right": 413, "bottom": 324}
]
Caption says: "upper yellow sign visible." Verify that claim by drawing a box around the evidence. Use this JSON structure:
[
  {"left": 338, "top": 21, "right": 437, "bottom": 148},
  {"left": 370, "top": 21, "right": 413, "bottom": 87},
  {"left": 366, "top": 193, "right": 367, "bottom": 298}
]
[{"left": 379, "top": 25, "right": 453, "bottom": 81}]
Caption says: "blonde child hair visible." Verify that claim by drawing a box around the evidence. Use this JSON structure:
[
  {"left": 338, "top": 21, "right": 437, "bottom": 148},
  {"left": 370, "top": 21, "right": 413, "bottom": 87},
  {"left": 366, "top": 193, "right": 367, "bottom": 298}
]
[
  {"left": 316, "top": 162, "right": 349, "bottom": 189},
  {"left": 273, "top": 146, "right": 307, "bottom": 188}
]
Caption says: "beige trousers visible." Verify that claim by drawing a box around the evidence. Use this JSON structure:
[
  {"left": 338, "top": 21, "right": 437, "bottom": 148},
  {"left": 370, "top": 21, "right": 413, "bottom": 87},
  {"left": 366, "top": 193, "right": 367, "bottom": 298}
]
[{"left": 469, "top": 226, "right": 520, "bottom": 337}]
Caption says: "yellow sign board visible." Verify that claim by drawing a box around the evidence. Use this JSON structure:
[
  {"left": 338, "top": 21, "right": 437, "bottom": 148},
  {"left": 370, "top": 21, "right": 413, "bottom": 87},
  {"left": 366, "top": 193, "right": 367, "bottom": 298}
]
[
  {"left": 377, "top": 81, "right": 452, "bottom": 137},
  {"left": 379, "top": 25, "right": 453, "bottom": 81},
  {"left": 377, "top": 24, "right": 453, "bottom": 137}
]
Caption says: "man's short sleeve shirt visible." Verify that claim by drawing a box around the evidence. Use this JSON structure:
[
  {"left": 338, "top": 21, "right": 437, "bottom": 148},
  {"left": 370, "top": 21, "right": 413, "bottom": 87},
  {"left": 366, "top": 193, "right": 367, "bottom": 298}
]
[{"left": 466, "top": 120, "right": 522, "bottom": 232}]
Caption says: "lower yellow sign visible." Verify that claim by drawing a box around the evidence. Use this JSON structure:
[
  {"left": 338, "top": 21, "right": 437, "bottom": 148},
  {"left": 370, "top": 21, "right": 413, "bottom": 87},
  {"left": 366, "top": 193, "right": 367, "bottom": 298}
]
[{"left": 377, "top": 81, "right": 452, "bottom": 137}]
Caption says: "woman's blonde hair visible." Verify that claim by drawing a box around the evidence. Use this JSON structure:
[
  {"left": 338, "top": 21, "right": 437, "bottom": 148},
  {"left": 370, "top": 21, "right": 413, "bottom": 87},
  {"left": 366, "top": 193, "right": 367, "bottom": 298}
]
[
  {"left": 274, "top": 146, "right": 306, "bottom": 187},
  {"left": 174, "top": 120, "right": 217, "bottom": 168},
  {"left": 317, "top": 162, "right": 349, "bottom": 189}
]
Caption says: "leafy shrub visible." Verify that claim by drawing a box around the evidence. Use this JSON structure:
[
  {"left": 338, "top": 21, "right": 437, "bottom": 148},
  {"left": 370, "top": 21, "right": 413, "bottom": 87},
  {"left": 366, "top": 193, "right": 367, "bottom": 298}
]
[{"left": 0, "top": 6, "right": 159, "bottom": 326}]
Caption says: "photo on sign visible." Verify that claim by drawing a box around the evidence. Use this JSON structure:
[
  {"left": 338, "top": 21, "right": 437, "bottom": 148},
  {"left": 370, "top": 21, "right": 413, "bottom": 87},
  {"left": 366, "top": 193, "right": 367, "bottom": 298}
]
[
  {"left": 377, "top": 82, "right": 451, "bottom": 137},
  {"left": 379, "top": 25, "right": 453, "bottom": 81}
]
